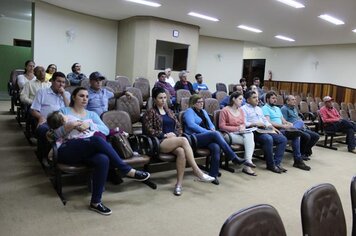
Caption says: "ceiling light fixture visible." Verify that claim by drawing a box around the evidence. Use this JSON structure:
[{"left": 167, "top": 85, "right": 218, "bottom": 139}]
[
  {"left": 276, "top": 0, "right": 305, "bottom": 8},
  {"left": 125, "top": 0, "right": 161, "bottom": 7},
  {"left": 318, "top": 14, "right": 344, "bottom": 25},
  {"left": 237, "top": 25, "right": 262, "bottom": 33},
  {"left": 188, "top": 12, "right": 219, "bottom": 22},
  {"left": 352, "top": 29, "right": 356, "bottom": 33},
  {"left": 275, "top": 35, "right": 295, "bottom": 42}
]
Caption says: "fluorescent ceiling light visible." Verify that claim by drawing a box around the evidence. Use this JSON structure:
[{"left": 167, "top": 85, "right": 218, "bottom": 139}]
[
  {"left": 188, "top": 12, "right": 219, "bottom": 22},
  {"left": 318, "top": 14, "right": 344, "bottom": 25},
  {"left": 125, "top": 0, "right": 161, "bottom": 7},
  {"left": 352, "top": 29, "right": 356, "bottom": 33},
  {"left": 276, "top": 0, "right": 305, "bottom": 8},
  {"left": 275, "top": 35, "right": 295, "bottom": 42},
  {"left": 237, "top": 25, "right": 262, "bottom": 33}
]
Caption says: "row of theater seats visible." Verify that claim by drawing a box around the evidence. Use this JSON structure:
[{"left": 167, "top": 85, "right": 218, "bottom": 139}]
[{"left": 220, "top": 177, "right": 356, "bottom": 236}]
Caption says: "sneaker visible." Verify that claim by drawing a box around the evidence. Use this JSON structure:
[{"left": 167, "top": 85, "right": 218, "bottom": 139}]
[
  {"left": 127, "top": 170, "right": 150, "bottom": 181},
  {"left": 349, "top": 149, "right": 356, "bottom": 154},
  {"left": 211, "top": 177, "right": 220, "bottom": 185},
  {"left": 293, "top": 160, "right": 311, "bottom": 171},
  {"left": 89, "top": 203, "right": 112, "bottom": 215}
]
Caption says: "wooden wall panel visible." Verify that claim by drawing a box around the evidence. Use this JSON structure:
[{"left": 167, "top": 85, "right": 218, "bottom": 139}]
[{"left": 264, "top": 81, "right": 356, "bottom": 103}]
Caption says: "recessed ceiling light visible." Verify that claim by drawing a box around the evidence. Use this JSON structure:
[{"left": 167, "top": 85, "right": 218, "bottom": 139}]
[
  {"left": 275, "top": 35, "right": 295, "bottom": 42},
  {"left": 237, "top": 25, "right": 262, "bottom": 33},
  {"left": 125, "top": 0, "right": 161, "bottom": 7},
  {"left": 352, "top": 29, "right": 356, "bottom": 33},
  {"left": 188, "top": 12, "right": 219, "bottom": 22},
  {"left": 318, "top": 14, "right": 344, "bottom": 25},
  {"left": 276, "top": 0, "right": 305, "bottom": 8}
]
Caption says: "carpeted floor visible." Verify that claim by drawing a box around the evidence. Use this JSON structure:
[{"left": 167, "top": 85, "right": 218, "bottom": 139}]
[{"left": 0, "top": 100, "right": 355, "bottom": 236}]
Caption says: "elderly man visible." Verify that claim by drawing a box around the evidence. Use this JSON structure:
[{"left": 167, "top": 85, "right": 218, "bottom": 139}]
[
  {"left": 281, "top": 95, "right": 320, "bottom": 159},
  {"left": 320, "top": 96, "right": 356, "bottom": 153},
  {"left": 164, "top": 68, "right": 175, "bottom": 87},
  {"left": 20, "top": 66, "right": 51, "bottom": 105},
  {"left": 174, "top": 70, "right": 195, "bottom": 94},
  {"left": 241, "top": 91, "right": 287, "bottom": 174},
  {"left": 262, "top": 91, "right": 311, "bottom": 171}
]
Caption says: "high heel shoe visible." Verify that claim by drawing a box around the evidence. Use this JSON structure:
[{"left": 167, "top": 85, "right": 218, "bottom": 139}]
[
  {"left": 195, "top": 173, "right": 215, "bottom": 182},
  {"left": 173, "top": 185, "right": 182, "bottom": 196},
  {"left": 231, "top": 156, "right": 246, "bottom": 165}
]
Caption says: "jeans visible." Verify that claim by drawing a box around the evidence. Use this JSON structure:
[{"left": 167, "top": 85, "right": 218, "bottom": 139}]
[
  {"left": 58, "top": 136, "right": 132, "bottom": 203},
  {"left": 227, "top": 132, "right": 255, "bottom": 163},
  {"left": 300, "top": 129, "right": 320, "bottom": 156},
  {"left": 281, "top": 130, "right": 302, "bottom": 161},
  {"left": 324, "top": 119, "right": 356, "bottom": 151},
  {"left": 194, "top": 131, "right": 238, "bottom": 177},
  {"left": 254, "top": 132, "right": 287, "bottom": 167}
]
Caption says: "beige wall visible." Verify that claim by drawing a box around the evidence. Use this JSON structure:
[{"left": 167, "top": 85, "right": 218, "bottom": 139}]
[
  {"left": 33, "top": 2, "right": 118, "bottom": 79},
  {"left": 244, "top": 43, "right": 356, "bottom": 89},
  {"left": 117, "top": 16, "right": 199, "bottom": 85},
  {"left": 197, "top": 36, "right": 244, "bottom": 91},
  {"left": 0, "top": 17, "right": 31, "bottom": 46}
]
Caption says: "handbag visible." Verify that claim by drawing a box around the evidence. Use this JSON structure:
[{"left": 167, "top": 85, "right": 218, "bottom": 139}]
[{"left": 109, "top": 133, "right": 134, "bottom": 159}]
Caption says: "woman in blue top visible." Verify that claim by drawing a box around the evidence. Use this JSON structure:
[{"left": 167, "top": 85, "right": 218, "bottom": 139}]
[
  {"left": 184, "top": 94, "right": 249, "bottom": 185},
  {"left": 48, "top": 87, "right": 150, "bottom": 215}
]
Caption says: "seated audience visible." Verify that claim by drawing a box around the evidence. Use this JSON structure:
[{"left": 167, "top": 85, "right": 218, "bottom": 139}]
[
  {"left": 239, "top": 77, "right": 248, "bottom": 94},
  {"left": 17, "top": 60, "right": 36, "bottom": 90},
  {"left": 143, "top": 87, "right": 214, "bottom": 196},
  {"left": 184, "top": 94, "right": 248, "bottom": 185},
  {"left": 45, "top": 64, "right": 57, "bottom": 81},
  {"left": 250, "top": 85, "right": 264, "bottom": 106},
  {"left": 86, "top": 71, "right": 114, "bottom": 116},
  {"left": 253, "top": 77, "right": 265, "bottom": 100},
  {"left": 281, "top": 95, "right": 320, "bottom": 159},
  {"left": 192, "top": 73, "right": 209, "bottom": 93},
  {"left": 319, "top": 96, "right": 356, "bottom": 153},
  {"left": 174, "top": 70, "right": 195, "bottom": 94},
  {"left": 67, "top": 63, "right": 87, "bottom": 86},
  {"left": 220, "top": 84, "right": 246, "bottom": 108},
  {"left": 20, "top": 66, "right": 51, "bottom": 105},
  {"left": 154, "top": 72, "right": 176, "bottom": 104},
  {"left": 47, "top": 87, "right": 150, "bottom": 215},
  {"left": 219, "top": 92, "right": 256, "bottom": 176},
  {"left": 30, "top": 72, "right": 70, "bottom": 161},
  {"left": 262, "top": 91, "right": 311, "bottom": 171},
  {"left": 164, "top": 68, "right": 176, "bottom": 87},
  {"left": 241, "top": 91, "right": 287, "bottom": 174}
]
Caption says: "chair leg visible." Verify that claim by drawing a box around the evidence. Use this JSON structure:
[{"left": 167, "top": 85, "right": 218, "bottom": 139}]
[{"left": 51, "top": 169, "right": 67, "bottom": 205}]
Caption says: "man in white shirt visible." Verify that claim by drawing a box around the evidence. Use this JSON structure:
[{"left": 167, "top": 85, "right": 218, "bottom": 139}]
[{"left": 164, "top": 68, "right": 175, "bottom": 87}]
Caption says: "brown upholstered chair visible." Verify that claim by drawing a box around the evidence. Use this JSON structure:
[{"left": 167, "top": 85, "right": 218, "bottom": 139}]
[
  {"left": 216, "top": 83, "right": 227, "bottom": 93},
  {"left": 301, "top": 183, "right": 346, "bottom": 236},
  {"left": 106, "top": 80, "right": 124, "bottom": 95},
  {"left": 101, "top": 110, "right": 156, "bottom": 189},
  {"left": 79, "top": 78, "right": 90, "bottom": 89},
  {"left": 350, "top": 109, "right": 356, "bottom": 122},
  {"left": 228, "top": 83, "right": 237, "bottom": 95},
  {"left": 126, "top": 87, "right": 144, "bottom": 109},
  {"left": 198, "top": 90, "right": 212, "bottom": 100},
  {"left": 203, "top": 98, "right": 219, "bottom": 119},
  {"left": 115, "top": 95, "right": 142, "bottom": 134},
  {"left": 219, "top": 204, "right": 287, "bottom": 236},
  {"left": 133, "top": 80, "right": 150, "bottom": 102},
  {"left": 332, "top": 102, "right": 341, "bottom": 112},
  {"left": 347, "top": 103, "right": 355, "bottom": 111},
  {"left": 175, "top": 89, "right": 191, "bottom": 109},
  {"left": 115, "top": 75, "right": 131, "bottom": 91},
  {"left": 215, "top": 91, "right": 228, "bottom": 105},
  {"left": 8, "top": 69, "right": 24, "bottom": 114},
  {"left": 351, "top": 176, "right": 356, "bottom": 236}
]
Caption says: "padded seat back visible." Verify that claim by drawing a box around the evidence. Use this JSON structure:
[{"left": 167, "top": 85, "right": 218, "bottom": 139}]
[
  {"left": 301, "top": 183, "right": 346, "bottom": 236},
  {"left": 220, "top": 204, "right": 287, "bottom": 236},
  {"left": 116, "top": 96, "right": 141, "bottom": 123}
]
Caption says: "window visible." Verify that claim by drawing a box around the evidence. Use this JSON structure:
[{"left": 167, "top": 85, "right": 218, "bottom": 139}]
[
  {"left": 155, "top": 40, "right": 189, "bottom": 71},
  {"left": 13, "top": 39, "right": 32, "bottom": 47}
]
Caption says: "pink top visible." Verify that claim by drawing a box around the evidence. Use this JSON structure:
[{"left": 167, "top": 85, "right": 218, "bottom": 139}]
[
  {"left": 319, "top": 106, "right": 340, "bottom": 124},
  {"left": 219, "top": 107, "right": 245, "bottom": 132}
]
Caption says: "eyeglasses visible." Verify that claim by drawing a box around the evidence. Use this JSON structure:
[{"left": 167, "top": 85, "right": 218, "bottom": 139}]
[
  {"left": 49, "top": 67, "right": 56, "bottom": 70},
  {"left": 196, "top": 100, "right": 204, "bottom": 104}
]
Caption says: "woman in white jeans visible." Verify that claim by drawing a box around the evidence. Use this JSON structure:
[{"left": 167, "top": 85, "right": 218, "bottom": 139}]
[{"left": 219, "top": 91, "right": 256, "bottom": 176}]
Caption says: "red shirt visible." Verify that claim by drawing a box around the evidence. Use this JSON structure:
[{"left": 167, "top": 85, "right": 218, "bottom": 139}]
[{"left": 319, "top": 106, "right": 340, "bottom": 124}]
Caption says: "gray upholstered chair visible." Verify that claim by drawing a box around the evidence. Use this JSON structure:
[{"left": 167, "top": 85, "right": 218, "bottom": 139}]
[
  {"left": 219, "top": 204, "right": 287, "bottom": 236},
  {"left": 351, "top": 175, "right": 356, "bottom": 236},
  {"left": 301, "top": 183, "right": 346, "bottom": 236}
]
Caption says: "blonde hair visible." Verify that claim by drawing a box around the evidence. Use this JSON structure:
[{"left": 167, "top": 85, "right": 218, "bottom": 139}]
[{"left": 189, "top": 94, "right": 202, "bottom": 107}]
